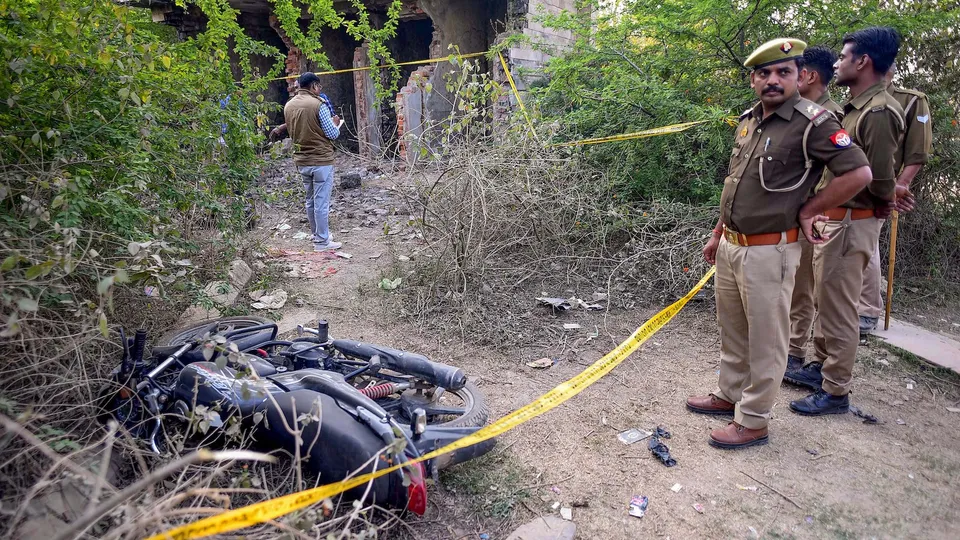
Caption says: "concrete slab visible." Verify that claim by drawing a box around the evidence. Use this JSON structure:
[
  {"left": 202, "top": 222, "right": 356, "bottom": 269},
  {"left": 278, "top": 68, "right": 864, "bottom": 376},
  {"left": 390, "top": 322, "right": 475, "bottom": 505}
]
[{"left": 870, "top": 317, "right": 960, "bottom": 374}]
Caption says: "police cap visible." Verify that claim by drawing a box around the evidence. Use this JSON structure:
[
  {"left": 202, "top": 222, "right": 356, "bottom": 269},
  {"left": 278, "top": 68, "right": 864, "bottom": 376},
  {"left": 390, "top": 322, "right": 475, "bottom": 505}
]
[{"left": 744, "top": 38, "right": 807, "bottom": 70}]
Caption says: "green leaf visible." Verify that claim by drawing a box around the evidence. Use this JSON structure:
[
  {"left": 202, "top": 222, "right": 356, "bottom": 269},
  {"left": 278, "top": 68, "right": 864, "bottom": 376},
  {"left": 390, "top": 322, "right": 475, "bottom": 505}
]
[
  {"left": 98, "top": 311, "right": 108, "bottom": 337},
  {"left": 127, "top": 242, "right": 140, "bottom": 256},
  {"left": 16, "top": 298, "right": 39, "bottom": 312},
  {"left": 114, "top": 268, "right": 129, "bottom": 283},
  {"left": 161, "top": 55, "right": 171, "bottom": 69},
  {"left": 25, "top": 264, "right": 46, "bottom": 280},
  {"left": 118, "top": 87, "right": 130, "bottom": 100},
  {"left": 31, "top": 132, "right": 40, "bottom": 145},
  {"left": 1, "top": 254, "right": 20, "bottom": 272}
]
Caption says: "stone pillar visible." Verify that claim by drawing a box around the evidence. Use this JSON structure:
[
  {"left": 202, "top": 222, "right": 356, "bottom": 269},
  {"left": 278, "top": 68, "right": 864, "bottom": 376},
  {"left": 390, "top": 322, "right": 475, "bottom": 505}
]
[{"left": 354, "top": 44, "right": 382, "bottom": 157}]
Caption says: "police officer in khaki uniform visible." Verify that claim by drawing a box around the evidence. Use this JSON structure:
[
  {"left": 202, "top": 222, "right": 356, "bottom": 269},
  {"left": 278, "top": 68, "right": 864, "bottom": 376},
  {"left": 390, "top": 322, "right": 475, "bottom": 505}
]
[
  {"left": 685, "top": 38, "right": 872, "bottom": 449},
  {"left": 787, "top": 46, "right": 845, "bottom": 372},
  {"left": 857, "top": 62, "right": 933, "bottom": 335},
  {"left": 786, "top": 27, "right": 905, "bottom": 414}
]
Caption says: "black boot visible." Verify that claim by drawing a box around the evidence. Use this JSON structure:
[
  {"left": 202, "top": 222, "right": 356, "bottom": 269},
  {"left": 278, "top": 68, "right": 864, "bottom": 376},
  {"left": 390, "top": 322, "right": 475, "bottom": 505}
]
[
  {"left": 789, "top": 390, "right": 850, "bottom": 416},
  {"left": 784, "top": 361, "right": 823, "bottom": 391},
  {"left": 786, "top": 354, "right": 804, "bottom": 373}
]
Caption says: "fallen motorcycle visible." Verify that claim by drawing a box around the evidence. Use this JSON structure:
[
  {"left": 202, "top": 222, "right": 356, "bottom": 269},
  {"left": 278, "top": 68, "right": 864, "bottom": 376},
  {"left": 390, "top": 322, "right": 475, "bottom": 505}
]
[{"left": 97, "top": 316, "right": 495, "bottom": 514}]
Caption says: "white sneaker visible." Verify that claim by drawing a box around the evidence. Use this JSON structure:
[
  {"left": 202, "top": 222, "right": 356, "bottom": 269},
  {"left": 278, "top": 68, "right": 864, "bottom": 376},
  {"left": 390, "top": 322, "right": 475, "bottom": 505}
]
[{"left": 314, "top": 241, "right": 342, "bottom": 251}]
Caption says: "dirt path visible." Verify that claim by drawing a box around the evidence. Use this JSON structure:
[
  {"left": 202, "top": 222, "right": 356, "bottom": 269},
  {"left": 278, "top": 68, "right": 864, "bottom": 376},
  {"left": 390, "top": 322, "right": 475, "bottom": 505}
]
[{"left": 255, "top": 157, "right": 960, "bottom": 540}]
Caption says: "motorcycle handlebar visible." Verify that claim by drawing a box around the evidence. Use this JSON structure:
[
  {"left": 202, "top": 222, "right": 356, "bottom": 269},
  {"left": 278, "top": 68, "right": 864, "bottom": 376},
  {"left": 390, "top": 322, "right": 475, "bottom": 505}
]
[{"left": 333, "top": 340, "right": 467, "bottom": 391}]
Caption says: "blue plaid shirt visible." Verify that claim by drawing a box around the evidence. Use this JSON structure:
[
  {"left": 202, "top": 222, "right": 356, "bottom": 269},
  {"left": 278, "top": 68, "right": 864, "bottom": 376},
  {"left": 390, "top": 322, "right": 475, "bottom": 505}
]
[{"left": 317, "top": 95, "right": 340, "bottom": 140}]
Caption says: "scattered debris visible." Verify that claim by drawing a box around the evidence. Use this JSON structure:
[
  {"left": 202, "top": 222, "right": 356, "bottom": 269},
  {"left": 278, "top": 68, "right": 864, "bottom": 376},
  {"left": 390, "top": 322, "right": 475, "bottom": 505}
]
[
  {"left": 654, "top": 426, "right": 672, "bottom": 439},
  {"left": 250, "top": 289, "right": 288, "bottom": 310},
  {"left": 536, "top": 296, "right": 604, "bottom": 311},
  {"left": 736, "top": 484, "right": 758, "bottom": 492},
  {"left": 617, "top": 428, "right": 653, "bottom": 445},
  {"left": 670, "top": 483, "right": 683, "bottom": 493},
  {"left": 551, "top": 501, "right": 560, "bottom": 510},
  {"left": 692, "top": 503, "right": 705, "bottom": 514},
  {"left": 806, "top": 448, "right": 819, "bottom": 456},
  {"left": 570, "top": 499, "right": 590, "bottom": 508},
  {"left": 563, "top": 323, "right": 581, "bottom": 330},
  {"left": 249, "top": 289, "right": 265, "bottom": 300},
  {"left": 805, "top": 516, "right": 814, "bottom": 524},
  {"left": 740, "top": 470, "right": 803, "bottom": 509},
  {"left": 648, "top": 437, "right": 676, "bottom": 467},
  {"left": 628, "top": 495, "right": 649, "bottom": 518},
  {"left": 550, "top": 486, "right": 561, "bottom": 495},
  {"left": 144, "top": 286, "right": 159, "bottom": 298},
  {"left": 749, "top": 526, "right": 759, "bottom": 538},
  {"left": 526, "top": 358, "right": 554, "bottom": 369},
  {"left": 878, "top": 358, "right": 891, "bottom": 366},
  {"left": 378, "top": 277, "right": 402, "bottom": 290},
  {"left": 479, "top": 534, "right": 489, "bottom": 540},
  {"left": 908, "top": 473, "right": 915, "bottom": 479},
  {"left": 590, "top": 292, "right": 608, "bottom": 303},
  {"left": 275, "top": 223, "right": 291, "bottom": 232},
  {"left": 897, "top": 419, "right": 907, "bottom": 425},
  {"left": 369, "top": 252, "right": 382, "bottom": 259},
  {"left": 295, "top": 297, "right": 305, "bottom": 307},
  {"left": 398, "top": 255, "right": 411, "bottom": 262},
  {"left": 849, "top": 405, "right": 880, "bottom": 424},
  {"left": 292, "top": 231, "right": 311, "bottom": 240},
  {"left": 946, "top": 407, "right": 960, "bottom": 413},
  {"left": 335, "top": 252, "right": 352, "bottom": 259}
]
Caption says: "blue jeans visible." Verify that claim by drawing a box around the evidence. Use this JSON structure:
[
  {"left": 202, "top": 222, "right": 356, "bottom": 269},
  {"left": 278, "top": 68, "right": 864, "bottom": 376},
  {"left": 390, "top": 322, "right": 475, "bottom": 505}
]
[{"left": 299, "top": 165, "right": 334, "bottom": 246}]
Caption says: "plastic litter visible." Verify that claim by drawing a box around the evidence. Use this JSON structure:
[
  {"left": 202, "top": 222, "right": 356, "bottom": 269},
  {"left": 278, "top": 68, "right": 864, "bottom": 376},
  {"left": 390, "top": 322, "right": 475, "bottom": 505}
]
[
  {"left": 648, "top": 437, "right": 676, "bottom": 467},
  {"left": 654, "top": 426, "right": 672, "bottom": 439},
  {"left": 617, "top": 428, "right": 653, "bottom": 445},
  {"left": 736, "top": 484, "right": 758, "bottom": 491},
  {"left": 670, "top": 483, "right": 683, "bottom": 493},
  {"left": 560, "top": 506, "right": 573, "bottom": 521},
  {"left": 849, "top": 405, "right": 880, "bottom": 424},
  {"left": 692, "top": 503, "right": 705, "bottom": 514},
  {"left": 628, "top": 495, "right": 648, "bottom": 518},
  {"left": 526, "top": 357, "right": 555, "bottom": 369}
]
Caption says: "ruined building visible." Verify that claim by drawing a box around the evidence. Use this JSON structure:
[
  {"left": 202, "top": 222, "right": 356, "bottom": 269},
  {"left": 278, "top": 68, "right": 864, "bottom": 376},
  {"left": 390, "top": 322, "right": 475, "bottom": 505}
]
[{"left": 139, "top": 0, "right": 580, "bottom": 159}]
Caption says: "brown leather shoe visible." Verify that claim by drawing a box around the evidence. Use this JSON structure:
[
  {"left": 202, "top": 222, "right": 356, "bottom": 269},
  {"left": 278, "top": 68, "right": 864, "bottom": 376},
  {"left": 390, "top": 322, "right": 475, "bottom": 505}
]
[
  {"left": 708, "top": 422, "right": 768, "bottom": 449},
  {"left": 686, "top": 394, "right": 735, "bottom": 415}
]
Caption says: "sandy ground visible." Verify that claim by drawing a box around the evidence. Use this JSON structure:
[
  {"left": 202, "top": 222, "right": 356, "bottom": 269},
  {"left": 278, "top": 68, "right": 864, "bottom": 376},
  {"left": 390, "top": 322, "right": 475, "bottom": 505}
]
[{"left": 252, "top": 157, "right": 960, "bottom": 540}]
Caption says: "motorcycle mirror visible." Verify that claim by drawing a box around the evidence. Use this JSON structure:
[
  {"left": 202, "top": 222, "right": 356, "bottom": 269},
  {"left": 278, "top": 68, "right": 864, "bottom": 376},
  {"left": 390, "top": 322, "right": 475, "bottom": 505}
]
[
  {"left": 411, "top": 407, "right": 427, "bottom": 436},
  {"left": 296, "top": 324, "right": 304, "bottom": 336}
]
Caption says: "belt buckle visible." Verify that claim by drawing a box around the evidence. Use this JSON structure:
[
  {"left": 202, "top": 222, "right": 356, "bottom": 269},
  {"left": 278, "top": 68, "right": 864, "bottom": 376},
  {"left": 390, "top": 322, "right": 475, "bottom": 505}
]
[{"left": 723, "top": 229, "right": 742, "bottom": 247}]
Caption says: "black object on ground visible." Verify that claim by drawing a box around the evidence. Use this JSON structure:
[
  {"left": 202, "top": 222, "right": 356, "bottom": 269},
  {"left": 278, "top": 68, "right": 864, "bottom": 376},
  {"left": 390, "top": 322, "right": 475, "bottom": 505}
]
[
  {"left": 849, "top": 405, "right": 880, "bottom": 424},
  {"left": 654, "top": 426, "right": 672, "bottom": 439},
  {"left": 648, "top": 437, "right": 677, "bottom": 467}
]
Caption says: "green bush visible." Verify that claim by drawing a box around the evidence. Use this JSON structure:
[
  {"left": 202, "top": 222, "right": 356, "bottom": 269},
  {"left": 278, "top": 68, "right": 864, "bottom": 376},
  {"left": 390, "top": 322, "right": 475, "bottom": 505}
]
[
  {"left": 0, "top": 0, "right": 282, "bottom": 338},
  {"left": 532, "top": 0, "right": 960, "bottom": 279}
]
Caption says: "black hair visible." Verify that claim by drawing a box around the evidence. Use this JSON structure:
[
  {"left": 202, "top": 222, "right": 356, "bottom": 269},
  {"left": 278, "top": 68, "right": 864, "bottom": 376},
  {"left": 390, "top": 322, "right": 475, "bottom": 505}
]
[
  {"left": 799, "top": 46, "right": 838, "bottom": 84},
  {"left": 297, "top": 72, "right": 321, "bottom": 89},
  {"left": 842, "top": 27, "right": 901, "bottom": 74}
]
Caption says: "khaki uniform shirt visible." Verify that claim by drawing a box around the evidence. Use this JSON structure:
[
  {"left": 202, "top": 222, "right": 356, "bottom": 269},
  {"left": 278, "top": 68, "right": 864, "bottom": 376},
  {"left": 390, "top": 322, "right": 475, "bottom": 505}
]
[
  {"left": 816, "top": 90, "right": 844, "bottom": 120},
  {"left": 888, "top": 85, "right": 932, "bottom": 171},
  {"left": 721, "top": 92, "right": 870, "bottom": 235},
  {"left": 819, "top": 83, "right": 905, "bottom": 209}
]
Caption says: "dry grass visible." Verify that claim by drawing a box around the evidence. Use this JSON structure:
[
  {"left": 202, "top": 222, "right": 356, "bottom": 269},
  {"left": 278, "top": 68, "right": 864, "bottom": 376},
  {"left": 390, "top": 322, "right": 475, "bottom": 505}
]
[{"left": 391, "top": 134, "right": 715, "bottom": 348}]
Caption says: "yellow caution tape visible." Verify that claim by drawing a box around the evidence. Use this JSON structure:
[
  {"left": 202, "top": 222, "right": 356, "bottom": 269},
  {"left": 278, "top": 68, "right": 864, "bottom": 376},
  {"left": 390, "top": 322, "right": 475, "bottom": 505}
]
[
  {"left": 270, "top": 51, "right": 489, "bottom": 81},
  {"left": 498, "top": 52, "right": 542, "bottom": 144},
  {"left": 549, "top": 120, "right": 708, "bottom": 148},
  {"left": 146, "top": 267, "right": 716, "bottom": 540}
]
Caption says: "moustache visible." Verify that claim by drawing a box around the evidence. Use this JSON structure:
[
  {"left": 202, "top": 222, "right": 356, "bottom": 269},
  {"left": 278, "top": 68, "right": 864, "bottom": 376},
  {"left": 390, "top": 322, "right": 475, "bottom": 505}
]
[{"left": 763, "top": 86, "right": 784, "bottom": 94}]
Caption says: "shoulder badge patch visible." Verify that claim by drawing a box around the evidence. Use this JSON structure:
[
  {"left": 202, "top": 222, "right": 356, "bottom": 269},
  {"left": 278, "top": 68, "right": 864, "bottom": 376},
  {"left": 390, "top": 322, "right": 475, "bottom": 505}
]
[
  {"left": 918, "top": 115, "right": 930, "bottom": 123},
  {"left": 871, "top": 105, "right": 886, "bottom": 113},
  {"left": 830, "top": 129, "right": 852, "bottom": 148},
  {"left": 813, "top": 111, "right": 832, "bottom": 127}
]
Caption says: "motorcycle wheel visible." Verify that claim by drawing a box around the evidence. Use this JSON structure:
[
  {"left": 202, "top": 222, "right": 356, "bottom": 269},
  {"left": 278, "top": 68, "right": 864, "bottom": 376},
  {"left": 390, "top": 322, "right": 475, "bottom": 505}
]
[
  {"left": 157, "top": 316, "right": 274, "bottom": 347},
  {"left": 402, "top": 381, "right": 488, "bottom": 428}
]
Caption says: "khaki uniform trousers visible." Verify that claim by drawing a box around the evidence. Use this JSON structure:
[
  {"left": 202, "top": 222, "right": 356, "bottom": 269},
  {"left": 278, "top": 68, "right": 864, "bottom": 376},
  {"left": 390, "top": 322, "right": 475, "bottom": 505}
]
[
  {"left": 858, "top": 220, "right": 886, "bottom": 318},
  {"left": 788, "top": 239, "right": 816, "bottom": 358},
  {"left": 812, "top": 213, "right": 883, "bottom": 396},
  {"left": 713, "top": 235, "right": 802, "bottom": 430}
]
